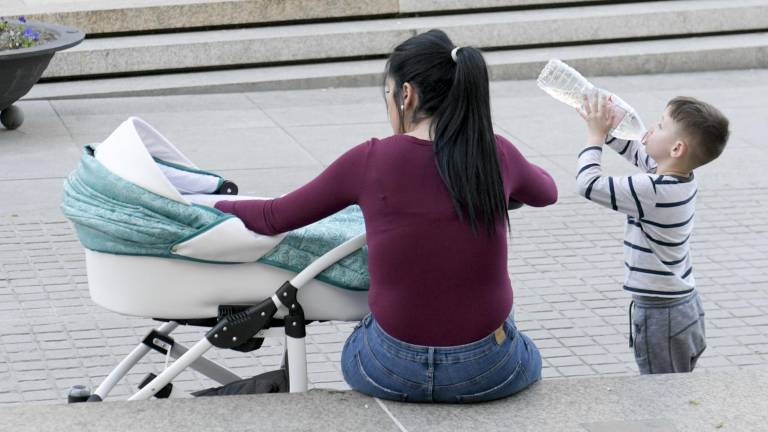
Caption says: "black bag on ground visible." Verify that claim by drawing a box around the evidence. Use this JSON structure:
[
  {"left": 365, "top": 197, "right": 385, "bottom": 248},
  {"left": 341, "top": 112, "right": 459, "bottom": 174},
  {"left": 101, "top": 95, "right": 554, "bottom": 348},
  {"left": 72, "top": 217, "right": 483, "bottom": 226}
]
[{"left": 192, "top": 369, "right": 288, "bottom": 396}]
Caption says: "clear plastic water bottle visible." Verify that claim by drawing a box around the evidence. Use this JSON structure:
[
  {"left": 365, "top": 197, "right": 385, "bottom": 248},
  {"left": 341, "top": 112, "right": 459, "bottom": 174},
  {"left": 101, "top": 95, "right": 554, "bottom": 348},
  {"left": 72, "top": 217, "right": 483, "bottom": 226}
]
[{"left": 536, "top": 59, "right": 646, "bottom": 140}]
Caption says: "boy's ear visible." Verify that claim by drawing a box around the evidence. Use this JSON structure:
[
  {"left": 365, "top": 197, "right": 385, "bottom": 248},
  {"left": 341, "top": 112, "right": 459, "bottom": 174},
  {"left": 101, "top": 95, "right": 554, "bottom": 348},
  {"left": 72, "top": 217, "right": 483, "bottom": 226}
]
[{"left": 670, "top": 139, "right": 688, "bottom": 159}]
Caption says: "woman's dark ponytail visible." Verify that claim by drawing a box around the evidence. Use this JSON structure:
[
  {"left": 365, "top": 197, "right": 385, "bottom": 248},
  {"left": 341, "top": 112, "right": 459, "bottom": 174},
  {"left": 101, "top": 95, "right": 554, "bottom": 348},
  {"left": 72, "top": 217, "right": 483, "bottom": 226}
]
[{"left": 386, "top": 29, "right": 508, "bottom": 235}]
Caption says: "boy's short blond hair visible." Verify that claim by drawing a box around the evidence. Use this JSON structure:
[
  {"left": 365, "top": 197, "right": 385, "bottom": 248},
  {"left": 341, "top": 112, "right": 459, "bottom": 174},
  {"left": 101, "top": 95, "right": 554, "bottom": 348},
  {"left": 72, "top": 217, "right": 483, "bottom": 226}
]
[{"left": 667, "top": 96, "right": 729, "bottom": 169}]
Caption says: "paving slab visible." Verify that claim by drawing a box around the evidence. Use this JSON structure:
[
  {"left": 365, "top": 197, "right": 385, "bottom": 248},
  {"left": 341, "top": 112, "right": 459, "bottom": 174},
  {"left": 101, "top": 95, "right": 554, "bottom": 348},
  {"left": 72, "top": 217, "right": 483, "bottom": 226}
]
[
  {"left": 164, "top": 126, "right": 322, "bottom": 170},
  {"left": 211, "top": 167, "right": 322, "bottom": 198},
  {"left": 0, "top": 122, "right": 80, "bottom": 181},
  {"left": 284, "top": 122, "right": 393, "bottom": 166}
]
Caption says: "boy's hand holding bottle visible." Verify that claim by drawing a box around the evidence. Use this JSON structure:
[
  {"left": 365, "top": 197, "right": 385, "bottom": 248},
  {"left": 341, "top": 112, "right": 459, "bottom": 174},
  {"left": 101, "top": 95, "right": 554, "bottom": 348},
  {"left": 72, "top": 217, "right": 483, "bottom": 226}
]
[{"left": 578, "top": 92, "right": 616, "bottom": 146}]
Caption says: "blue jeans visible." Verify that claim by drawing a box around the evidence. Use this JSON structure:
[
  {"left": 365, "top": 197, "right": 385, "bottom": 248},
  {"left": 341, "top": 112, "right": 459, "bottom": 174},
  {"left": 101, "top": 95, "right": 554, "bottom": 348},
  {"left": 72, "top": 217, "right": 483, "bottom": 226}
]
[{"left": 341, "top": 313, "right": 541, "bottom": 403}]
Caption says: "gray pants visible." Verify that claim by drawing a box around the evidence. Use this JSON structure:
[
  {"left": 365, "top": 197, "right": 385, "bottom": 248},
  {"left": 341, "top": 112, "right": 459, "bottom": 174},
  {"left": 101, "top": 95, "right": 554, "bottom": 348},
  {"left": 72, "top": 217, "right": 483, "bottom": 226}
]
[{"left": 630, "top": 291, "right": 706, "bottom": 374}]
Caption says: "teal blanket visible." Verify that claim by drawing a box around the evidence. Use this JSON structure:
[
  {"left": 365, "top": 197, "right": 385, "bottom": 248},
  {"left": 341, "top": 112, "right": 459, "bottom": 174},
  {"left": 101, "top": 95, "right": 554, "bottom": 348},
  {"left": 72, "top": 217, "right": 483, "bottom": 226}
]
[
  {"left": 259, "top": 207, "right": 368, "bottom": 291},
  {"left": 62, "top": 149, "right": 368, "bottom": 291}
]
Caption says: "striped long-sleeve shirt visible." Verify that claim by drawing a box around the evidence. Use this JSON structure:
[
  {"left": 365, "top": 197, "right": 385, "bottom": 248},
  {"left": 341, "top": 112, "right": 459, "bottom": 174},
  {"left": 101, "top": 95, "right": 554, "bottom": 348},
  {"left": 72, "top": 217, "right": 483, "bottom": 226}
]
[{"left": 576, "top": 136, "right": 697, "bottom": 298}]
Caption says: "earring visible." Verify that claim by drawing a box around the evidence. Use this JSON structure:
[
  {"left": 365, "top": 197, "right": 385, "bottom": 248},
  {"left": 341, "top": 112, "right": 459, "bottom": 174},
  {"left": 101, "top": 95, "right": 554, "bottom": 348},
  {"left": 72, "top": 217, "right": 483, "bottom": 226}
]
[{"left": 400, "top": 104, "right": 404, "bottom": 112}]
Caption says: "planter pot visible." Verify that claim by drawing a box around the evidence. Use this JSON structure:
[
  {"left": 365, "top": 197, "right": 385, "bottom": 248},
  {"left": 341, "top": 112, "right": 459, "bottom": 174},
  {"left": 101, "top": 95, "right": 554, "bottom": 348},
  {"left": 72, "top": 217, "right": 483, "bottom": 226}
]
[{"left": 0, "top": 21, "right": 84, "bottom": 130}]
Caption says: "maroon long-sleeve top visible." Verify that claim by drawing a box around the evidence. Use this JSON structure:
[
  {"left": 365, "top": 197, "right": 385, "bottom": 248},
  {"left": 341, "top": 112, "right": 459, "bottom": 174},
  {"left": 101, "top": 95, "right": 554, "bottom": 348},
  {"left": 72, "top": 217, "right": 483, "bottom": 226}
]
[{"left": 215, "top": 134, "right": 557, "bottom": 346}]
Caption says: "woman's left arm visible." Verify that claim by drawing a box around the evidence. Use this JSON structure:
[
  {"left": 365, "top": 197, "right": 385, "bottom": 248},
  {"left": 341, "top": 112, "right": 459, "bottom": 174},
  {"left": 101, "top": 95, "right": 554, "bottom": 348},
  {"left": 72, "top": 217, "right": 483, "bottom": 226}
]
[
  {"left": 498, "top": 137, "right": 558, "bottom": 208},
  {"left": 215, "top": 141, "right": 370, "bottom": 235},
  {"left": 511, "top": 161, "right": 558, "bottom": 207}
]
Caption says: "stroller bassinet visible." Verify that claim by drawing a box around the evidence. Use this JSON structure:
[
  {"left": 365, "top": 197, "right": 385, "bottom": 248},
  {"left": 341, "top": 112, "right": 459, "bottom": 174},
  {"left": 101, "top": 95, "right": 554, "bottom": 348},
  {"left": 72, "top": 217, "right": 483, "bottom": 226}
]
[{"left": 62, "top": 117, "right": 369, "bottom": 401}]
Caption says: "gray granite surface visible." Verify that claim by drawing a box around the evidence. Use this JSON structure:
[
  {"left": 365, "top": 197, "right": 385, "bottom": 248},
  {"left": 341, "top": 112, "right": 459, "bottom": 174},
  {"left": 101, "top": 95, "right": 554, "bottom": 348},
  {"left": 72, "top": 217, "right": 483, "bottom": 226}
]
[
  {"left": 12, "top": 0, "right": 398, "bottom": 34},
  {"left": 0, "top": 370, "right": 766, "bottom": 431},
  {"left": 39, "top": 1, "right": 768, "bottom": 78}
]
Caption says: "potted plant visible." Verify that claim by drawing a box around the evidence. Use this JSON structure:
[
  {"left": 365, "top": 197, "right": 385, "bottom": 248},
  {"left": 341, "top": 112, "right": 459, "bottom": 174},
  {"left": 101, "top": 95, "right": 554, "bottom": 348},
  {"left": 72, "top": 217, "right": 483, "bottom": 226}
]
[{"left": 0, "top": 16, "right": 84, "bottom": 130}]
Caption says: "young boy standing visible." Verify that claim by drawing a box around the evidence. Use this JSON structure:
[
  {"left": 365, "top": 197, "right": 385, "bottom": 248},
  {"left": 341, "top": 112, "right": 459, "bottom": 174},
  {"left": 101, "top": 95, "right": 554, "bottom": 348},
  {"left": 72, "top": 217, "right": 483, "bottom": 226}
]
[{"left": 576, "top": 94, "right": 729, "bottom": 374}]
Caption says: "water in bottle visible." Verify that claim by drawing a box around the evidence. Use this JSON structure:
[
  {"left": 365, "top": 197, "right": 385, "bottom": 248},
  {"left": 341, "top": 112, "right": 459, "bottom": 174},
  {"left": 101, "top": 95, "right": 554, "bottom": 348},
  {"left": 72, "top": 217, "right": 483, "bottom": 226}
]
[
  {"left": 604, "top": 93, "right": 646, "bottom": 141},
  {"left": 536, "top": 59, "right": 646, "bottom": 141}
]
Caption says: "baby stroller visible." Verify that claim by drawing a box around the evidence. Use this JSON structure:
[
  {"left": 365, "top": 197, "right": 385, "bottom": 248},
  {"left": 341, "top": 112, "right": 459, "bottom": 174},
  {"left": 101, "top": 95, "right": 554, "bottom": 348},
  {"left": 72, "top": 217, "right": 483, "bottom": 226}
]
[{"left": 61, "top": 117, "right": 369, "bottom": 401}]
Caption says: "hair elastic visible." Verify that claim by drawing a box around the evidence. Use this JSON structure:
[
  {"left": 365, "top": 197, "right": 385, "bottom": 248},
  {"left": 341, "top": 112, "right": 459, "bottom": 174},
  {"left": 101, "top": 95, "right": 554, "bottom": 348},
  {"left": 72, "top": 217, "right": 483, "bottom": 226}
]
[{"left": 451, "top": 47, "right": 461, "bottom": 62}]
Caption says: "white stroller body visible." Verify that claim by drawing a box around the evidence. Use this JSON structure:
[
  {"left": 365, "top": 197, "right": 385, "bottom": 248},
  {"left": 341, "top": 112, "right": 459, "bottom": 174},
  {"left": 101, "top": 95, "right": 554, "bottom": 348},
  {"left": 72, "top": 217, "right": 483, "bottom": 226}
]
[
  {"left": 63, "top": 117, "right": 369, "bottom": 401},
  {"left": 87, "top": 250, "right": 367, "bottom": 322}
]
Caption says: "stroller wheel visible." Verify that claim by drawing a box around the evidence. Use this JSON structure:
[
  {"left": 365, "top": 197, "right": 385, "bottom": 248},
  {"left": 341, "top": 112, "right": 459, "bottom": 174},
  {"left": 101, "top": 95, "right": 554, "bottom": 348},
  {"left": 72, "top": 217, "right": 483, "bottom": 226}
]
[
  {"left": 0, "top": 105, "right": 24, "bottom": 130},
  {"left": 67, "top": 384, "right": 91, "bottom": 403},
  {"left": 216, "top": 180, "right": 238, "bottom": 195},
  {"left": 138, "top": 373, "right": 174, "bottom": 398}
]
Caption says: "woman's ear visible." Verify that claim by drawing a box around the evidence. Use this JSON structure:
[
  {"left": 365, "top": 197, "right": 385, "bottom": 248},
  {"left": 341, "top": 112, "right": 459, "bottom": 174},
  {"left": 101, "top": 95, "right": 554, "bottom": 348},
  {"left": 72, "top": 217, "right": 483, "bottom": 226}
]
[
  {"left": 402, "top": 82, "right": 416, "bottom": 109},
  {"left": 671, "top": 139, "right": 688, "bottom": 159}
]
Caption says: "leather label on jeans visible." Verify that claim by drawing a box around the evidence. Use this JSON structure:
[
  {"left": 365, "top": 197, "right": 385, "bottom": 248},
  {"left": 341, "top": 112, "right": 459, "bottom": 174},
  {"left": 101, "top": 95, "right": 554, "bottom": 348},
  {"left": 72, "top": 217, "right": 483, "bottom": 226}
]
[{"left": 494, "top": 326, "right": 506, "bottom": 344}]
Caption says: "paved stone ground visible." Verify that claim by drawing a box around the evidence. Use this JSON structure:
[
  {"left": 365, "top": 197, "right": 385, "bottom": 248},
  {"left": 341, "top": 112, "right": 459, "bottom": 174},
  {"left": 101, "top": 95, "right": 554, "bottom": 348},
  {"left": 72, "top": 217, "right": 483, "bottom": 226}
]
[{"left": 1, "top": 68, "right": 767, "bottom": 405}]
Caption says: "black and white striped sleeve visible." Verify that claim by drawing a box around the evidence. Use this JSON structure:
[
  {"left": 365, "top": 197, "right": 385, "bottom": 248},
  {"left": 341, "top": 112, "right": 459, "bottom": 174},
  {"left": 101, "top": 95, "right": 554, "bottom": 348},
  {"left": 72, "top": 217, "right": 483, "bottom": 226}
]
[
  {"left": 576, "top": 144, "right": 655, "bottom": 218},
  {"left": 604, "top": 135, "right": 657, "bottom": 173}
]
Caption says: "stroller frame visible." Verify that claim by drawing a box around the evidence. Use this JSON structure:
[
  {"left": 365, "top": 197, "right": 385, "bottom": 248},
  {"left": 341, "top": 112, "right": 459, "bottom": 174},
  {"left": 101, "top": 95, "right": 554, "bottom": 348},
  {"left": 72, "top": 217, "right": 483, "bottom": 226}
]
[{"left": 81, "top": 233, "right": 367, "bottom": 402}]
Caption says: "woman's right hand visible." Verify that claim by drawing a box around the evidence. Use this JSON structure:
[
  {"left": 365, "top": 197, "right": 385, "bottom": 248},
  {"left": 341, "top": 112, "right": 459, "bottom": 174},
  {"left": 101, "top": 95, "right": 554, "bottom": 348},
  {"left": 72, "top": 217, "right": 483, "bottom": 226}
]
[{"left": 508, "top": 198, "right": 524, "bottom": 211}]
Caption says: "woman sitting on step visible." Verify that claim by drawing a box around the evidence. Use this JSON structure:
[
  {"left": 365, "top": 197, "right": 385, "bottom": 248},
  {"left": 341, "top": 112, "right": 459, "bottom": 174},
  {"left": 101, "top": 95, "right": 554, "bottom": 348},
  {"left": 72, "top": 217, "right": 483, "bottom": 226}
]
[{"left": 214, "top": 29, "right": 558, "bottom": 402}]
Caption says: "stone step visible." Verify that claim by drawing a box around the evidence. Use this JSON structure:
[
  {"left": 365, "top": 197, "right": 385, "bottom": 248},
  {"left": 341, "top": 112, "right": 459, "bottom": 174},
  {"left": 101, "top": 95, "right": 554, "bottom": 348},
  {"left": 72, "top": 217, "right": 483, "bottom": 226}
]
[
  {"left": 40, "top": 0, "right": 768, "bottom": 79},
  {"left": 1, "top": 369, "right": 767, "bottom": 432},
  {"left": 27, "top": 31, "right": 768, "bottom": 100},
  {"left": 8, "top": 0, "right": 610, "bottom": 34}
]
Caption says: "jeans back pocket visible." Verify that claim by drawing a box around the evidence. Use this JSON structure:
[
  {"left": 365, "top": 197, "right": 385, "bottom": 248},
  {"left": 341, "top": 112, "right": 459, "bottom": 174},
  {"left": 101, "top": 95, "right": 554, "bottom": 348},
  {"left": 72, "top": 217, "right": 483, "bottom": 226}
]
[
  {"left": 455, "top": 360, "right": 525, "bottom": 403},
  {"left": 345, "top": 353, "right": 409, "bottom": 402}
]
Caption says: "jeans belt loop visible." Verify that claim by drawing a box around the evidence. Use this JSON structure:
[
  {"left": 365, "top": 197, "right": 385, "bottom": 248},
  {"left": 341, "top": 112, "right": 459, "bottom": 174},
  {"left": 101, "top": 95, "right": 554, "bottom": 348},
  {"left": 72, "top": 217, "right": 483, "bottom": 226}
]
[{"left": 363, "top": 313, "right": 373, "bottom": 328}]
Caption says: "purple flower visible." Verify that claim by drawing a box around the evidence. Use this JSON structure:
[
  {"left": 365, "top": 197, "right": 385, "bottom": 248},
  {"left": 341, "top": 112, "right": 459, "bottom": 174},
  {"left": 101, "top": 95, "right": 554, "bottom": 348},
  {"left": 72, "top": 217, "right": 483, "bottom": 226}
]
[
  {"left": 18, "top": 16, "right": 26, "bottom": 23},
  {"left": 23, "top": 27, "right": 40, "bottom": 41}
]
